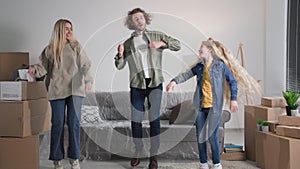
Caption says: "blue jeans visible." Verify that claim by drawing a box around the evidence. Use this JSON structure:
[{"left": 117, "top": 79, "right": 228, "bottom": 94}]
[
  {"left": 130, "top": 79, "right": 162, "bottom": 156},
  {"left": 49, "top": 95, "right": 82, "bottom": 161},
  {"left": 196, "top": 108, "right": 221, "bottom": 164}
]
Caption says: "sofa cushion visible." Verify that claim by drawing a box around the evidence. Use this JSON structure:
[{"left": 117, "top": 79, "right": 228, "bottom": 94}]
[
  {"left": 81, "top": 105, "right": 103, "bottom": 124},
  {"left": 83, "top": 92, "right": 130, "bottom": 120},
  {"left": 98, "top": 106, "right": 129, "bottom": 120},
  {"left": 160, "top": 92, "right": 194, "bottom": 120},
  {"left": 160, "top": 109, "right": 173, "bottom": 120},
  {"left": 161, "top": 92, "right": 194, "bottom": 109},
  {"left": 169, "top": 100, "right": 196, "bottom": 124},
  {"left": 83, "top": 91, "right": 194, "bottom": 121}
]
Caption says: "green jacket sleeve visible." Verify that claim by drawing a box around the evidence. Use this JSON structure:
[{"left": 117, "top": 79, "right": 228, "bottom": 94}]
[{"left": 161, "top": 33, "right": 181, "bottom": 51}]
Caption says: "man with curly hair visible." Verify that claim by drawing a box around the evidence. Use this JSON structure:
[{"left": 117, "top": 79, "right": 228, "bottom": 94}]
[{"left": 114, "top": 7, "right": 181, "bottom": 169}]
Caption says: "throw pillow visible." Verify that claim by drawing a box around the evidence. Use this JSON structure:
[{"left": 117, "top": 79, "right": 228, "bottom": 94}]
[
  {"left": 160, "top": 108, "right": 173, "bottom": 120},
  {"left": 169, "top": 100, "right": 196, "bottom": 124},
  {"left": 81, "top": 105, "right": 103, "bottom": 124}
]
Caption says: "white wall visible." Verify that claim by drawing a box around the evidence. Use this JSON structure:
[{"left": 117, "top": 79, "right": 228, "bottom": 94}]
[
  {"left": 0, "top": 0, "right": 287, "bottom": 128},
  {"left": 265, "top": 0, "right": 287, "bottom": 96}
]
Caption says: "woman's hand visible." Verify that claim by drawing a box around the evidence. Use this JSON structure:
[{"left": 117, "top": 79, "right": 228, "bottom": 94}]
[
  {"left": 28, "top": 67, "right": 36, "bottom": 77},
  {"left": 85, "top": 84, "right": 92, "bottom": 92}
]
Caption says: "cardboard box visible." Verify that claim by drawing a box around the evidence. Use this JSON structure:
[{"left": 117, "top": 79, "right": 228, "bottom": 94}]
[
  {"left": 0, "top": 52, "right": 29, "bottom": 81},
  {"left": 276, "top": 125, "right": 300, "bottom": 139},
  {"left": 220, "top": 151, "right": 246, "bottom": 161},
  {"left": 244, "top": 105, "right": 285, "bottom": 161},
  {"left": 0, "top": 81, "right": 47, "bottom": 100},
  {"left": 256, "top": 131, "right": 300, "bottom": 169},
  {"left": 278, "top": 115, "right": 300, "bottom": 126},
  {"left": 261, "top": 96, "right": 286, "bottom": 108},
  {"left": 268, "top": 120, "right": 279, "bottom": 133},
  {"left": 0, "top": 99, "right": 51, "bottom": 137},
  {"left": 0, "top": 135, "right": 39, "bottom": 169}
]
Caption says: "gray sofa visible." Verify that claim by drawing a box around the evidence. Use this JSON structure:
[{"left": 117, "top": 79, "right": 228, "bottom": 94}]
[{"left": 79, "top": 91, "right": 231, "bottom": 160}]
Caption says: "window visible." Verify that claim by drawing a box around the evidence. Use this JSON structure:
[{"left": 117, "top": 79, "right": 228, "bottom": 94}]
[{"left": 287, "top": 0, "right": 300, "bottom": 93}]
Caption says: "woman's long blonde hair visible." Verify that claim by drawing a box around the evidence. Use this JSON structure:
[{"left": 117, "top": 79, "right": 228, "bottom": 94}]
[
  {"left": 204, "top": 38, "right": 263, "bottom": 104},
  {"left": 49, "top": 19, "right": 78, "bottom": 65}
]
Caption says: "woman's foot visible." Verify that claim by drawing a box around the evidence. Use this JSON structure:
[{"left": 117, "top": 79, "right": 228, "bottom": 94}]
[
  {"left": 53, "top": 160, "right": 63, "bottom": 169},
  {"left": 69, "top": 159, "right": 80, "bottom": 169}
]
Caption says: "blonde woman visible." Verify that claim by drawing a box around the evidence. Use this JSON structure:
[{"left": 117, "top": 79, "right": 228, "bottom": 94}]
[
  {"left": 29, "top": 19, "right": 93, "bottom": 169},
  {"left": 166, "top": 39, "right": 238, "bottom": 169}
]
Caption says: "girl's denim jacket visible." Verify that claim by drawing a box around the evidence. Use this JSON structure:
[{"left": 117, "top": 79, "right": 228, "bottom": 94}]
[{"left": 172, "top": 59, "right": 238, "bottom": 114}]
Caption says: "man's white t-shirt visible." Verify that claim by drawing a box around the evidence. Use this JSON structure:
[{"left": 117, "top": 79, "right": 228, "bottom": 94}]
[{"left": 134, "top": 34, "right": 151, "bottom": 78}]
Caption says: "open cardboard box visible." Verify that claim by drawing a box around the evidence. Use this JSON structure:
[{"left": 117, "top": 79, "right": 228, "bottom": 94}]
[
  {"left": 0, "top": 52, "right": 29, "bottom": 81},
  {"left": 256, "top": 131, "right": 300, "bottom": 169}
]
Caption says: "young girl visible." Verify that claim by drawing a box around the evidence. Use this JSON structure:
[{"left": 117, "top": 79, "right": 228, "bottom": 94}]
[{"left": 166, "top": 38, "right": 238, "bottom": 169}]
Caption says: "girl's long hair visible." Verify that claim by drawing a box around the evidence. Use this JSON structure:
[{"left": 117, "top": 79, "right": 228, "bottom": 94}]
[
  {"left": 205, "top": 38, "right": 263, "bottom": 104},
  {"left": 49, "top": 19, "right": 78, "bottom": 65}
]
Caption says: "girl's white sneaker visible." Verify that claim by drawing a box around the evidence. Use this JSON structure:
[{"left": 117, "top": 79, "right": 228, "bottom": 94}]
[
  {"left": 199, "top": 162, "right": 209, "bottom": 169},
  {"left": 212, "top": 163, "right": 222, "bottom": 169}
]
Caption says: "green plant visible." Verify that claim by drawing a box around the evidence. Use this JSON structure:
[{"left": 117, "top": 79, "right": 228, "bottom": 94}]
[
  {"left": 257, "top": 119, "right": 264, "bottom": 125},
  {"left": 282, "top": 91, "right": 300, "bottom": 110},
  {"left": 262, "top": 121, "right": 269, "bottom": 126}
]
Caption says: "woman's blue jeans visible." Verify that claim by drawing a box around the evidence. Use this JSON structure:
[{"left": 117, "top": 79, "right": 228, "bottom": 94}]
[
  {"left": 196, "top": 107, "right": 221, "bottom": 164},
  {"left": 49, "top": 95, "right": 82, "bottom": 161},
  {"left": 130, "top": 79, "right": 162, "bottom": 156}
]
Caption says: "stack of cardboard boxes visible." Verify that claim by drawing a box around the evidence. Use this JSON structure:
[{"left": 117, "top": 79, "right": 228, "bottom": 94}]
[
  {"left": 0, "top": 52, "right": 51, "bottom": 169},
  {"left": 244, "top": 97, "right": 286, "bottom": 162},
  {"left": 256, "top": 115, "right": 300, "bottom": 169},
  {"left": 245, "top": 96, "right": 300, "bottom": 169}
]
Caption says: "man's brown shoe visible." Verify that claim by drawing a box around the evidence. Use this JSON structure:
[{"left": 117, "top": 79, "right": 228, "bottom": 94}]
[
  {"left": 148, "top": 156, "right": 158, "bottom": 169},
  {"left": 130, "top": 158, "right": 140, "bottom": 167}
]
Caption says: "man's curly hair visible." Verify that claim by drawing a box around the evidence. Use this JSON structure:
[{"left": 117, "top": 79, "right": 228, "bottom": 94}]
[{"left": 124, "top": 8, "right": 152, "bottom": 30}]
